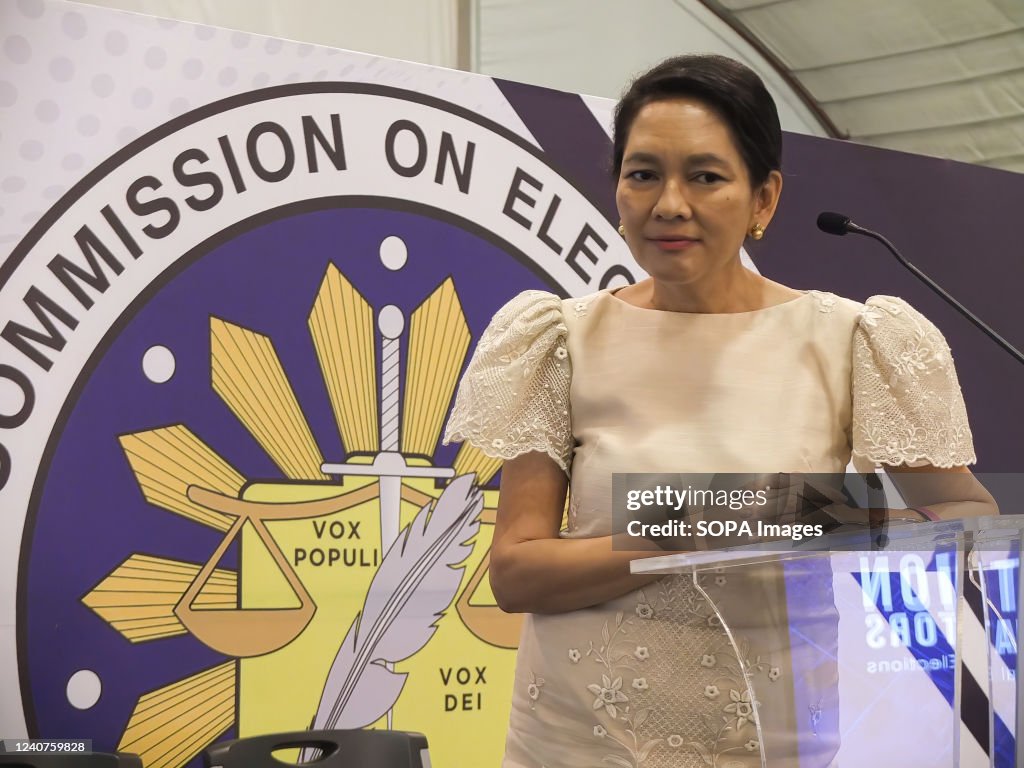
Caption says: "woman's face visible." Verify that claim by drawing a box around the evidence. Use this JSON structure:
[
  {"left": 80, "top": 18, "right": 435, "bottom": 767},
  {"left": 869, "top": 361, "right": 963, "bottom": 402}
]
[{"left": 615, "top": 97, "right": 781, "bottom": 287}]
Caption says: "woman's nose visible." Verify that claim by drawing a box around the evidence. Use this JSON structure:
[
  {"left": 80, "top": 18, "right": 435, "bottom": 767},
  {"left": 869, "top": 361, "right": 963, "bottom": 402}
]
[{"left": 653, "top": 179, "right": 692, "bottom": 220}]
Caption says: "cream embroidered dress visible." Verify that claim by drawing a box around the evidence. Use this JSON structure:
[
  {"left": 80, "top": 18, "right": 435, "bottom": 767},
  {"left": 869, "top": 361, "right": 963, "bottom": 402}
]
[{"left": 444, "top": 288, "right": 975, "bottom": 768}]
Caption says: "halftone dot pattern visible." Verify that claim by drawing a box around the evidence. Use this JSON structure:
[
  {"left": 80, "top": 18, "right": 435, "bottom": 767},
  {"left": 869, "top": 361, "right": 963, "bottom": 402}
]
[
  {"left": 144, "top": 46, "right": 166, "bottom": 70},
  {"left": 103, "top": 29, "right": 127, "bottom": 56},
  {"left": 61, "top": 11, "right": 87, "bottom": 41},
  {"left": 182, "top": 58, "right": 203, "bottom": 80},
  {"left": 77, "top": 114, "right": 100, "bottom": 137},
  {"left": 4, "top": 35, "right": 33, "bottom": 65},
  {"left": 217, "top": 67, "right": 238, "bottom": 87},
  {"left": 0, "top": 1, "right": 540, "bottom": 257},
  {"left": 34, "top": 98, "right": 59, "bottom": 122},
  {"left": 2, "top": 177, "right": 27, "bottom": 193},
  {"left": 90, "top": 73, "right": 114, "bottom": 98},
  {"left": 168, "top": 96, "right": 190, "bottom": 115},
  {"left": 116, "top": 126, "right": 139, "bottom": 144},
  {"left": 16, "top": 0, "right": 44, "bottom": 20},
  {"left": 48, "top": 56, "right": 74, "bottom": 82},
  {"left": 0, "top": 81, "right": 17, "bottom": 107},
  {"left": 20, "top": 140, "right": 44, "bottom": 161},
  {"left": 132, "top": 87, "right": 153, "bottom": 109}
]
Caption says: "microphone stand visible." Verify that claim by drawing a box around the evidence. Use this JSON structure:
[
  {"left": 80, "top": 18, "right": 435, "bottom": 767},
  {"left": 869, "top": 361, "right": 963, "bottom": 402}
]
[{"left": 846, "top": 223, "right": 1024, "bottom": 366}]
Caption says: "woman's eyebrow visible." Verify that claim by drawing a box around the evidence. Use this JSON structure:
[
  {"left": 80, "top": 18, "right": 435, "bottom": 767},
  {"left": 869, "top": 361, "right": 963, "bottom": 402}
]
[
  {"left": 686, "top": 152, "right": 729, "bottom": 167},
  {"left": 622, "top": 151, "right": 730, "bottom": 167},
  {"left": 622, "top": 151, "right": 661, "bottom": 165}
]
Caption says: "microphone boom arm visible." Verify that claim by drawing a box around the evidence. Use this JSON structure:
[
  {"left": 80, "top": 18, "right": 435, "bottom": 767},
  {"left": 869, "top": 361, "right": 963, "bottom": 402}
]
[{"left": 851, "top": 223, "right": 1024, "bottom": 366}]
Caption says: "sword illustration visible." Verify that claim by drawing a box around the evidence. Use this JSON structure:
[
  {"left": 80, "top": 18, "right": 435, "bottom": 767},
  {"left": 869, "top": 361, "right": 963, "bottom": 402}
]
[{"left": 320, "top": 302, "right": 455, "bottom": 728}]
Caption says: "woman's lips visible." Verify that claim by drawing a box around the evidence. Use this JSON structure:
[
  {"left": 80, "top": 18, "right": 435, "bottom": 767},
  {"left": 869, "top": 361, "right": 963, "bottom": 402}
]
[{"left": 647, "top": 238, "right": 700, "bottom": 251}]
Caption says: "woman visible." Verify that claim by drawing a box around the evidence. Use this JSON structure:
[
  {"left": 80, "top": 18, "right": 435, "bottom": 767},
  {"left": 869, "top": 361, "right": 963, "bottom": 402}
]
[{"left": 444, "top": 55, "right": 995, "bottom": 768}]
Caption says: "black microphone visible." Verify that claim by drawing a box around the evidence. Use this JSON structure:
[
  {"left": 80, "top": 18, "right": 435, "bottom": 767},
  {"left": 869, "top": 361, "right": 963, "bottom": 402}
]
[
  {"left": 817, "top": 211, "right": 1024, "bottom": 366},
  {"left": 816, "top": 212, "right": 856, "bottom": 236}
]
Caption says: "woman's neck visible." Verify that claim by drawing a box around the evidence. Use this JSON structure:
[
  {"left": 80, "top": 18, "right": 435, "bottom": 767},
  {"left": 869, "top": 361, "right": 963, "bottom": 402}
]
[{"left": 644, "top": 267, "right": 781, "bottom": 314}]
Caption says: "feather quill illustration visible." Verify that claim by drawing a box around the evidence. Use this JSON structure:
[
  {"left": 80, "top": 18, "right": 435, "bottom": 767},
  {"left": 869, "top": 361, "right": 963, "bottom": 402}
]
[{"left": 311, "top": 473, "right": 482, "bottom": 730}]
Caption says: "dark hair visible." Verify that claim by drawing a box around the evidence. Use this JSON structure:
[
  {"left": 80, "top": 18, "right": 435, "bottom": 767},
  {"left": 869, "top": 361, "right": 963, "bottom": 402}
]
[{"left": 612, "top": 54, "right": 782, "bottom": 187}]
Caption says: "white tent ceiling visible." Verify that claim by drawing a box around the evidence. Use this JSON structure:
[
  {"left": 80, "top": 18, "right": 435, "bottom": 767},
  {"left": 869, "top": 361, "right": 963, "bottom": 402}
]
[{"left": 710, "top": 0, "right": 1024, "bottom": 172}]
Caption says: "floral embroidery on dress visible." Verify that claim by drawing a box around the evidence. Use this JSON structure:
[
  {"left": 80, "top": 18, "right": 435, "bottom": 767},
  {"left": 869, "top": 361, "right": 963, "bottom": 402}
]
[
  {"left": 852, "top": 296, "right": 975, "bottom": 468},
  {"left": 723, "top": 689, "right": 755, "bottom": 728},
  {"left": 812, "top": 291, "right": 836, "bottom": 314},
  {"left": 859, "top": 304, "right": 885, "bottom": 328},
  {"left": 588, "top": 674, "right": 629, "bottom": 717},
  {"left": 526, "top": 671, "right": 544, "bottom": 711},
  {"left": 577, "top": 610, "right": 663, "bottom": 767},
  {"left": 442, "top": 290, "right": 574, "bottom": 473},
  {"left": 674, "top": 576, "right": 786, "bottom": 767},
  {"left": 593, "top": 710, "right": 663, "bottom": 768},
  {"left": 557, "top": 579, "right": 785, "bottom": 767}
]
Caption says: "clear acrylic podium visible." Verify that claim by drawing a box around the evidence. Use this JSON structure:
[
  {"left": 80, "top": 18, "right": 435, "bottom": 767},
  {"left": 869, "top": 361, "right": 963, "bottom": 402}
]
[{"left": 630, "top": 516, "right": 1024, "bottom": 768}]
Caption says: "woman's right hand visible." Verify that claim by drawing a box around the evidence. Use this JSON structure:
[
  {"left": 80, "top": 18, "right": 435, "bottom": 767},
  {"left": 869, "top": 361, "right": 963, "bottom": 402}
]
[{"left": 489, "top": 451, "right": 668, "bottom": 614}]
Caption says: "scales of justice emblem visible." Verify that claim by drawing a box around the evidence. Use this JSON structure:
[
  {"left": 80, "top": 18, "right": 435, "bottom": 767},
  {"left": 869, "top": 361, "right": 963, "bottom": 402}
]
[{"left": 81, "top": 256, "right": 523, "bottom": 767}]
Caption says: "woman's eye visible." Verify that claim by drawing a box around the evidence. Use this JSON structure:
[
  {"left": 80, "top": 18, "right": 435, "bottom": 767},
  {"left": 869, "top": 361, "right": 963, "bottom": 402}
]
[
  {"left": 693, "top": 172, "right": 723, "bottom": 184},
  {"left": 627, "top": 170, "right": 655, "bottom": 181}
]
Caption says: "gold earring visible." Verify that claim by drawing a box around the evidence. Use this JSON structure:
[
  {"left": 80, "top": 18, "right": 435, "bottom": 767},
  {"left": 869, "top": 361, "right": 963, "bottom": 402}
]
[
  {"left": 750, "top": 223, "right": 765, "bottom": 240},
  {"left": 618, "top": 223, "right": 626, "bottom": 237}
]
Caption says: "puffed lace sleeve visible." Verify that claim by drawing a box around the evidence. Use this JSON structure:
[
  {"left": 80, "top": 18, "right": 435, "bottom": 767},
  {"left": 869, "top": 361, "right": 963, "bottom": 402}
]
[
  {"left": 852, "top": 295, "right": 976, "bottom": 468},
  {"left": 443, "top": 290, "right": 573, "bottom": 473}
]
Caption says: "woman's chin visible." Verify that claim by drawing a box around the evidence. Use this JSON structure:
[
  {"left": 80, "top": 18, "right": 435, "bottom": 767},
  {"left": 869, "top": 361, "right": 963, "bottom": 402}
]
[
  {"left": 644, "top": 264, "right": 705, "bottom": 286},
  {"left": 638, "top": 250, "right": 742, "bottom": 288}
]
